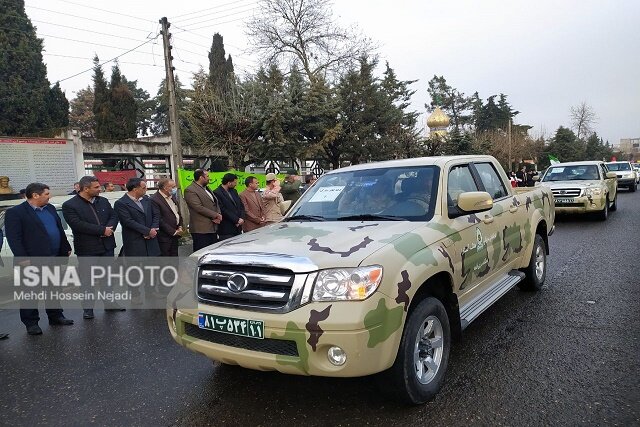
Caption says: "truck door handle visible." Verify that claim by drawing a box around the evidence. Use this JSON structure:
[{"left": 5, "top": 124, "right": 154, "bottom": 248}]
[
  {"left": 509, "top": 206, "right": 518, "bottom": 213},
  {"left": 483, "top": 214, "right": 494, "bottom": 224}
]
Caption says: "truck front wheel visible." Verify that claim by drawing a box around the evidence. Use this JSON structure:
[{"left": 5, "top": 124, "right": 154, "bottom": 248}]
[{"left": 383, "top": 297, "right": 451, "bottom": 405}]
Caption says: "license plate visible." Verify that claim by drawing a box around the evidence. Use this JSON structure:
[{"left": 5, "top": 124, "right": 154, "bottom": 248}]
[
  {"left": 198, "top": 313, "right": 264, "bottom": 339},
  {"left": 555, "top": 198, "right": 575, "bottom": 203}
]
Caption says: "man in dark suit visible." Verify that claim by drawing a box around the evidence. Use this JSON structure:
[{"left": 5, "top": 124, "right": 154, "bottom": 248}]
[
  {"left": 114, "top": 177, "right": 160, "bottom": 257},
  {"left": 213, "top": 173, "right": 245, "bottom": 241},
  {"left": 5, "top": 182, "right": 73, "bottom": 335},
  {"left": 150, "top": 178, "right": 183, "bottom": 257},
  {"left": 184, "top": 169, "right": 222, "bottom": 252},
  {"left": 62, "top": 175, "right": 120, "bottom": 319}
]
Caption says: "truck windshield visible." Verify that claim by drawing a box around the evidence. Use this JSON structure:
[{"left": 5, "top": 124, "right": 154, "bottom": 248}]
[
  {"left": 542, "top": 165, "right": 600, "bottom": 181},
  {"left": 286, "top": 166, "right": 440, "bottom": 222},
  {"left": 605, "top": 163, "right": 631, "bottom": 171}
]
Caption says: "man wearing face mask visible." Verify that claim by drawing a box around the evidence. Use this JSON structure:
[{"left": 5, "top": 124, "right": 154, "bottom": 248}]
[{"left": 150, "top": 178, "right": 183, "bottom": 257}]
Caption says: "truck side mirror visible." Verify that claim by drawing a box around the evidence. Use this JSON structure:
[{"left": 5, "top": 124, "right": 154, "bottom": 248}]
[
  {"left": 449, "top": 191, "right": 493, "bottom": 218},
  {"left": 532, "top": 175, "right": 540, "bottom": 181},
  {"left": 605, "top": 172, "right": 617, "bottom": 179}
]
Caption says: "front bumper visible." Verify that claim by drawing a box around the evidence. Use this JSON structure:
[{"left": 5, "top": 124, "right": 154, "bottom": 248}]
[
  {"left": 167, "top": 294, "right": 403, "bottom": 377},
  {"left": 617, "top": 178, "right": 635, "bottom": 187},
  {"left": 553, "top": 195, "right": 606, "bottom": 214}
]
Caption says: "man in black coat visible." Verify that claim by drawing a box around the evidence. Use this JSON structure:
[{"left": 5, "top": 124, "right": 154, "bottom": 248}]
[
  {"left": 114, "top": 177, "right": 160, "bottom": 257},
  {"left": 5, "top": 182, "right": 73, "bottom": 335},
  {"left": 150, "top": 178, "right": 183, "bottom": 257},
  {"left": 62, "top": 175, "right": 120, "bottom": 319},
  {"left": 213, "top": 173, "right": 245, "bottom": 241}
]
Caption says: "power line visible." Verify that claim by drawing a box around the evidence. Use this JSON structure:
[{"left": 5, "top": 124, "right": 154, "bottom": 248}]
[
  {"left": 32, "top": 19, "right": 145, "bottom": 42},
  {"left": 55, "top": 35, "right": 160, "bottom": 83},
  {"left": 188, "top": 15, "right": 255, "bottom": 32},
  {"left": 175, "top": 1, "right": 257, "bottom": 24},
  {"left": 171, "top": 0, "right": 255, "bottom": 20},
  {"left": 172, "top": 25, "right": 245, "bottom": 51},
  {"left": 25, "top": 5, "right": 154, "bottom": 34},
  {"left": 43, "top": 53, "right": 167, "bottom": 69},
  {"left": 177, "top": 7, "right": 257, "bottom": 29},
  {"left": 51, "top": 0, "right": 156, "bottom": 24},
  {"left": 37, "top": 33, "right": 159, "bottom": 56}
]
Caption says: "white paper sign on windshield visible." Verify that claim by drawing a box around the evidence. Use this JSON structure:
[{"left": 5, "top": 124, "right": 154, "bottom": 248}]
[
  {"left": 308, "top": 186, "right": 345, "bottom": 202},
  {"left": 549, "top": 168, "right": 564, "bottom": 173}
]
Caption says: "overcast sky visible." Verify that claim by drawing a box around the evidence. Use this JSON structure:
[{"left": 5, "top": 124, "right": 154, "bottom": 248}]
[{"left": 24, "top": 0, "right": 640, "bottom": 145}]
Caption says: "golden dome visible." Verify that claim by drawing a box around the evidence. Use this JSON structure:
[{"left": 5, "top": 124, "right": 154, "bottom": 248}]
[{"left": 427, "top": 106, "right": 450, "bottom": 129}]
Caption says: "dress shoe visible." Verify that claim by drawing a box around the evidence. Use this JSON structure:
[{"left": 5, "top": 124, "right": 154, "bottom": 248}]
[
  {"left": 27, "top": 325, "right": 43, "bottom": 335},
  {"left": 83, "top": 309, "right": 95, "bottom": 319},
  {"left": 48, "top": 317, "right": 74, "bottom": 326},
  {"left": 0, "top": 333, "right": 9, "bottom": 340}
]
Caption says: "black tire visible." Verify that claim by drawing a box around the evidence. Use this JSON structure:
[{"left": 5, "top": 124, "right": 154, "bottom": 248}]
[
  {"left": 597, "top": 196, "right": 609, "bottom": 221},
  {"left": 380, "top": 297, "right": 451, "bottom": 405},
  {"left": 610, "top": 194, "right": 617, "bottom": 211},
  {"left": 518, "top": 234, "right": 546, "bottom": 291},
  {"left": 630, "top": 184, "right": 637, "bottom": 193}
]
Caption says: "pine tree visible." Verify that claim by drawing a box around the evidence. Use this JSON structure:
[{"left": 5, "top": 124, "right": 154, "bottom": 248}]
[
  {"left": 151, "top": 76, "right": 192, "bottom": 143},
  {"left": 208, "top": 33, "right": 234, "bottom": 96},
  {"left": 0, "top": 0, "right": 68, "bottom": 135},
  {"left": 92, "top": 56, "right": 111, "bottom": 139},
  {"left": 302, "top": 78, "right": 340, "bottom": 169},
  {"left": 69, "top": 86, "right": 95, "bottom": 137},
  {"left": 46, "top": 83, "right": 70, "bottom": 131},
  {"left": 380, "top": 62, "right": 419, "bottom": 159},
  {"left": 426, "top": 76, "right": 472, "bottom": 132},
  {"left": 546, "top": 126, "right": 584, "bottom": 162},
  {"left": 108, "top": 64, "right": 137, "bottom": 139},
  {"left": 124, "top": 78, "right": 153, "bottom": 136}
]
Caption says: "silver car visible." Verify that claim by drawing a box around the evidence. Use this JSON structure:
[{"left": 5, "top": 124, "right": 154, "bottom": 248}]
[{"left": 605, "top": 161, "right": 637, "bottom": 192}]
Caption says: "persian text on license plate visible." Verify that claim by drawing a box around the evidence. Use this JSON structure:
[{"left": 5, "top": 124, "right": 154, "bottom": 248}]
[{"left": 198, "top": 313, "right": 264, "bottom": 339}]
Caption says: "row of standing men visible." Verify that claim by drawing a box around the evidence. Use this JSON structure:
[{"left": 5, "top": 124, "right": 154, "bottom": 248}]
[{"left": 2, "top": 170, "right": 312, "bottom": 335}]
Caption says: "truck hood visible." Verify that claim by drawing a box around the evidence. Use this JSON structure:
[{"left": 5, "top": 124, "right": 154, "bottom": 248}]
[
  {"left": 193, "top": 221, "right": 426, "bottom": 272},
  {"left": 538, "top": 180, "right": 601, "bottom": 190}
]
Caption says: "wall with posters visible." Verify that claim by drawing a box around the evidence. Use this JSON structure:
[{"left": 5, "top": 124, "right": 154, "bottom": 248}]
[
  {"left": 0, "top": 137, "right": 84, "bottom": 196},
  {"left": 177, "top": 168, "right": 285, "bottom": 193}
]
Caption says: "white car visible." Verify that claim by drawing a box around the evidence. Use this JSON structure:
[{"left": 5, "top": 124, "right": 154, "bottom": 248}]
[{"left": 605, "top": 161, "right": 637, "bottom": 192}]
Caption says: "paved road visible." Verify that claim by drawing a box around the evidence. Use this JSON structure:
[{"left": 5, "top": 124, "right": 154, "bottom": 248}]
[{"left": 1, "top": 190, "right": 639, "bottom": 426}]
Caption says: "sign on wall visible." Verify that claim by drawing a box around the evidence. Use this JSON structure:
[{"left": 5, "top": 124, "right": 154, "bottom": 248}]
[
  {"left": 177, "top": 169, "right": 285, "bottom": 193},
  {"left": 0, "top": 138, "right": 79, "bottom": 196}
]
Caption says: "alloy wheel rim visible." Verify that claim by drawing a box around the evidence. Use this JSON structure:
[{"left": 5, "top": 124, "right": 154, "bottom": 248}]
[
  {"left": 535, "top": 245, "right": 545, "bottom": 280},
  {"left": 413, "top": 316, "right": 444, "bottom": 384}
]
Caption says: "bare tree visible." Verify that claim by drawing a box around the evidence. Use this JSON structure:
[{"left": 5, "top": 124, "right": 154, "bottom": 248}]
[
  {"left": 570, "top": 102, "right": 597, "bottom": 141},
  {"left": 246, "top": 0, "right": 371, "bottom": 82}
]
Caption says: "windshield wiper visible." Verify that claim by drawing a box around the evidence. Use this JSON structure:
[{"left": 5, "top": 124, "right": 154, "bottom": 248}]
[
  {"left": 336, "top": 214, "right": 405, "bottom": 221},
  {"left": 284, "top": 214, "right": 326, "bottom": 222}
]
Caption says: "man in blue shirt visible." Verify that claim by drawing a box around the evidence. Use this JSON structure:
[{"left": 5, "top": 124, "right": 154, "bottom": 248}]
[{"left": 5, "top": 183, "right": 73, "bottom": 335}]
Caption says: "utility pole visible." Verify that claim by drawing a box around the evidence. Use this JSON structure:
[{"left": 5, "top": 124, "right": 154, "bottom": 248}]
[
  {"left": 508, "top": 118, "right": 512, "bottom": 172},
  {"left": 160, "top": 17, "right": 189, "bottom": 223}
]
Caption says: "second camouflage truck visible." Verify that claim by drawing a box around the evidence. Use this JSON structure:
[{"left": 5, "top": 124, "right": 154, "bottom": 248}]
[{"left": 168, "top": 155, "right": 555, "bottom": 404}]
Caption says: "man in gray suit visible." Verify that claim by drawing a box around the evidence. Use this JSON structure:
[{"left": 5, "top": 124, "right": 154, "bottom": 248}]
[{"left": 184, "top": 169, "right": 222, "bottom": 252}]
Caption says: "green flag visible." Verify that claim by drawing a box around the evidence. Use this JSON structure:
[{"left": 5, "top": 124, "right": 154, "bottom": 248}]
[{"left": 548, "top": 154, "right": 560, "bottom": 165}]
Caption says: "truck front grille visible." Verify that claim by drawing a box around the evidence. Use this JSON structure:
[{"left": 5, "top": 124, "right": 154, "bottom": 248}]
[
  {"left": 184, "top": 323, "right": 299, "bottom": 356},
  {"left": 197, "top": 264, "right": 299, "bottom": 311},
  {"left": 551, "top": 188, "right": 582, "bottom": 198}
]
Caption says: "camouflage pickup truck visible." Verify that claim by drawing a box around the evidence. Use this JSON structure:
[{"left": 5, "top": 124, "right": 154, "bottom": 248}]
[
  {"left": 168, "top": 155, "right": 555, "bottom": 404},
  {"left": 538, "top": 160, "right": 618, "bottom": 220}
]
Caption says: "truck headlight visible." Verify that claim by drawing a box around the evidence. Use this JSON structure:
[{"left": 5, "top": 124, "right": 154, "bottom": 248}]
[
  {"left": 585, "top": 188, "right": 602, "bottom": 196},
  {"left": 312, "top": 266, "right": 383, "bottom": 301}
]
